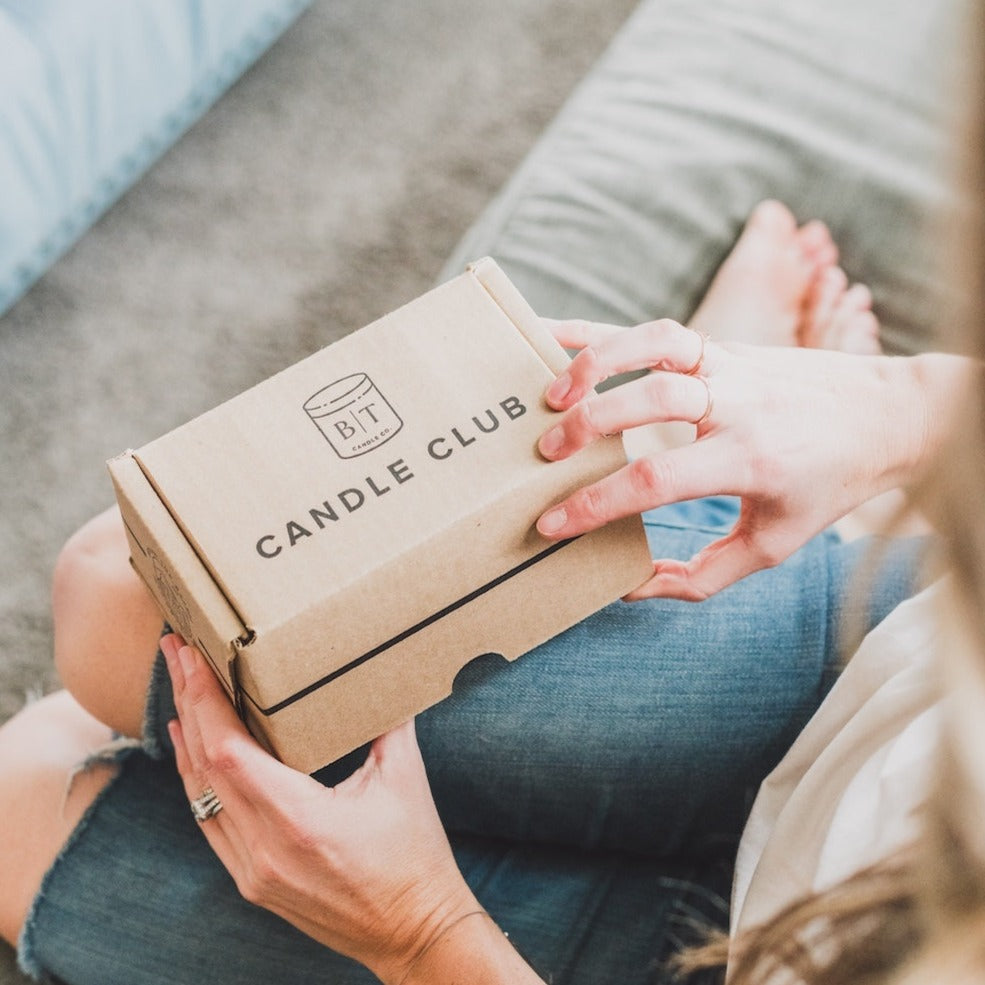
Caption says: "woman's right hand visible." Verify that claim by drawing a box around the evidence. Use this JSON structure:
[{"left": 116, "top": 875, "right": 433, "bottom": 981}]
[
  {"left": 162, "top": 634, "right": 543, "bottom": 984},
  {"left": 535, "top": 318, "right": 968, "bottom": 600}
]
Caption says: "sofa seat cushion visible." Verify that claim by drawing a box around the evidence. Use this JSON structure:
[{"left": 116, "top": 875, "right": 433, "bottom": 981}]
[{"left": 442, "top": 0, "right": 968, "bottom": 354}]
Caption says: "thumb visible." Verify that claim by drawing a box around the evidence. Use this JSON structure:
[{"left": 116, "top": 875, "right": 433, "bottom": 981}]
[
  {"left": 371, "top": 718, "right": 421, "bottom": 768},
  {"left": 349, "top": 718, "right": 426, "bottom": 793},
  {"left": 624, "top": 531, "right": 768, "bottom": 601}
]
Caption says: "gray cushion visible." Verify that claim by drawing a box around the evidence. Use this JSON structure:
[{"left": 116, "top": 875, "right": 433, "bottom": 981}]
[{"left": 442, "top": 0, "right": 969, "bottom": 354}]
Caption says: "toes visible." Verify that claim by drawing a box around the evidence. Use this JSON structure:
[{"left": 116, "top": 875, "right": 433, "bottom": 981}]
[
  {"left": 747, "top": 199, "right": 797, "bottom": 236},
  {"left": 824, "top": 292, "right": 883, "bottom": 355},
  {"left": 797, "top": 220, "right": 838, "bottom": 268},
  {"left": 843, "top": 282, "right": 873, "bottom": 312},
  {"left": 801, "top": 266, "right": 848, "bottom": 347},
  {"left": 825, "top": 266, "right": 849, "bottom": 294},
  {"left": 843, "top": 310, "right": 882, "bottom": 355}
]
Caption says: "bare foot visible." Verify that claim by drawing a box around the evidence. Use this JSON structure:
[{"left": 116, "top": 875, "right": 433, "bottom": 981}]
[
  {"left": 796, "top": 263, "right": 908, "bottom": 539},
  {"left": 799, "top": 267, "right": 882, "bottom": 354},
  {"left": 625, "top": 200, "right": 838, "bottom": 458},
  {"left": 797, "top": 269, "right": 916, "bottom": 539},
  {"left": 688, "top": 200, "right": 837, "bottom": 346}
]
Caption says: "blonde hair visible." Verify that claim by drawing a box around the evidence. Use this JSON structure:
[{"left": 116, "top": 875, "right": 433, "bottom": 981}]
[{"left": 677, "top": 1, "right": 985, "bottom": 980}]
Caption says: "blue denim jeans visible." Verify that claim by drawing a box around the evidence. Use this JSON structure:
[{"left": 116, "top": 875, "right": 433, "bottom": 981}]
[
  {"left": 20, "top": 499, "right": 926, "bottom": 985},
  {"left": 417, "top": 498, "right": 923, "bottom": 859}
]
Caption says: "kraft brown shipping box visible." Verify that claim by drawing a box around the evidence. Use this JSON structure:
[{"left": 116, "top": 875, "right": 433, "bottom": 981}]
[{"left": 108, "top": 259, "right": 653, "bottom": 773}]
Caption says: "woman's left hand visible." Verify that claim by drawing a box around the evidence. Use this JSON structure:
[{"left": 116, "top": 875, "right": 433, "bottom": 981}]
[
  {"left": 534, "top": 318, "right": 956, "bottom": 601},
  {"left": 162, "top": 633, "right": 480, "bottom": 985}
]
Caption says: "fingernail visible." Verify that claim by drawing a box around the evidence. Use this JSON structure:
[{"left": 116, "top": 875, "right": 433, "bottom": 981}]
[
  {"left": 538, "top": 507, "right": 568, "bottom": 536},
  {"left": 177, "top": 645, "right": 197, "bottom": 678},
  {"left": 539, "top": 426, "right": 565, "bottom": 458},
  {"left": 160, "top": 634, "right": 178, "bottom": 662},
  {"left": 546, "top": 373, "right": 571, "bottom": 406}
]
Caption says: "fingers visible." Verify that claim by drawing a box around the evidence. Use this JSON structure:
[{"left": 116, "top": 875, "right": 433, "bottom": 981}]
[
  {"left": 625, "top": 536, "right": 763, "bottom": 602},
  {"left": 163, "top": 635, "right": 251, "bottom": 779},
  {"left": 165, "top": 633, "right": 425, "bottom": 814},
  {"left": 541, "top": 317, "right": 627, "bottom": 350},
  {"left": 544, "top": 319, "right": 711, "bottom": 410},
  {"left": 539, "top": 370, "right": 714, "bottom": 459},
  {"left": 624, "top": 519, "right": 804, "bottom": 601},
  {"left": 163, "top": 638, "right": 260, "bottom": 885},
  {"left": 537, "top": 439, "right": 740, "bottom": 539},
  {"left": 369, "top": 718, "right": 422, "bottom": 774},
  {"left": 346, "top": 719, "right": 431, "bottom": 806},
  {"left": 163, "top": 635, "right": 282, "bottom": 826}
]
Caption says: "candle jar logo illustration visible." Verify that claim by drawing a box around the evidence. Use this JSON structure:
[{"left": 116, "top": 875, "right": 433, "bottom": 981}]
[{"left": 303, "top": 373, "right": 403, "bottom": 458}]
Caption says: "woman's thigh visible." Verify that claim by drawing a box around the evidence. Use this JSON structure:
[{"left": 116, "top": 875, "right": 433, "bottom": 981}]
[{"left": 415, "top": 499, "right": 926, "bottom": 855}]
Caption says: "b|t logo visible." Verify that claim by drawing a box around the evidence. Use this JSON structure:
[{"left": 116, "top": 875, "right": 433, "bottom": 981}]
[{"left": 303, "top": 373, "right": 403, "bottom": 459}]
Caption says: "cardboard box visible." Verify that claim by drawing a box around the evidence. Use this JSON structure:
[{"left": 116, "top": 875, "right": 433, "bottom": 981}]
[{"left": 108, "top": 259, "right": 652, "bottom": 773}]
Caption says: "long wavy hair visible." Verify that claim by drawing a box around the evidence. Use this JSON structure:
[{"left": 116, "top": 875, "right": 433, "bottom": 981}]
[{"left": 677, "top": 2, "right": 985, "bottom": 981}]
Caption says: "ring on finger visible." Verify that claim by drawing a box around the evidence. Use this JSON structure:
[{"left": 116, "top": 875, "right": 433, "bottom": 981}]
[
  {"left": 692, "top": 376, "right": 714, "bottom": 429},
  {"left": 190, "top": 786, "right": 223, "bottom": 823},
  {"left": 683, "top": 330, "right": 710, "bottom": 376}
]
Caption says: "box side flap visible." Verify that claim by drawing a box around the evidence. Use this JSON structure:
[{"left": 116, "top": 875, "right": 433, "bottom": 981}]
[
  {"left": 127, "top": 447, "right": 256, "bottom": 629},
  {"left": 467, "top": 257, "right": 570, "bottom": 375},
  {"left": 107, "top": 450, "right": 247, "bottom": 695}
]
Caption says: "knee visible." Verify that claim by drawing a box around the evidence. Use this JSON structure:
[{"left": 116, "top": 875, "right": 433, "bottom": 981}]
[
  {"left": 50, "top": 516, "right": 113, "bottom": 725},
  {"left": 0, "top": 692, "right": 117, "bottom": 948},
  {"left": 51, "top": 508, "right": 162, "bottom": 737},
  {"left": 51, "top": 508, "right": 118, "bottom": 679}
]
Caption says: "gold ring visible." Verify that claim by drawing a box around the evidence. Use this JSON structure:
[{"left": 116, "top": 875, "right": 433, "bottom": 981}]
[
  {"left": 693, "top": 376, "right": 714, "bottom": 429},
  {"left": 683, "top": 330, "right": 709, "bottom": 376}
]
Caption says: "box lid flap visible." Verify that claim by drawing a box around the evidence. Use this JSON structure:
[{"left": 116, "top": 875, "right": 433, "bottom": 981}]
[{"left": 131, "top": 261, "right": 623, "bottom": 634}]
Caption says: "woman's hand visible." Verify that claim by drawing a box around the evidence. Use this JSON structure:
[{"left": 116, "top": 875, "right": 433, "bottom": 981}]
[
  {"left": 535, "top": 318, "right": 965, "bottom": 601},
  {"left": 162, "top": 633, "right": 487, "bottom": 984}
]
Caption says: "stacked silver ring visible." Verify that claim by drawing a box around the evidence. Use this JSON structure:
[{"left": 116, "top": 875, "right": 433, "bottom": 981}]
[{"left": 190, "top": 786, "right": 223, "bottom": 822}]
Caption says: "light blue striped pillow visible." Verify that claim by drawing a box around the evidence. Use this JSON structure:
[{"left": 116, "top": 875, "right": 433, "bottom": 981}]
[{"left": 0, "top": 0, "right": 311, "bottom": 316}]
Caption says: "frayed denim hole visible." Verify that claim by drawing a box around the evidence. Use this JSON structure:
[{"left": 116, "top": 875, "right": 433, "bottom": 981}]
[{"left": 16, "top": 751, "right": 133, "bottom": 982}]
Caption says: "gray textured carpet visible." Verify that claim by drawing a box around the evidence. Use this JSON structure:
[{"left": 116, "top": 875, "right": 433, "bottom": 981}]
[{"left": 0, "top": 0, "right": 637, "bottom": 979}]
